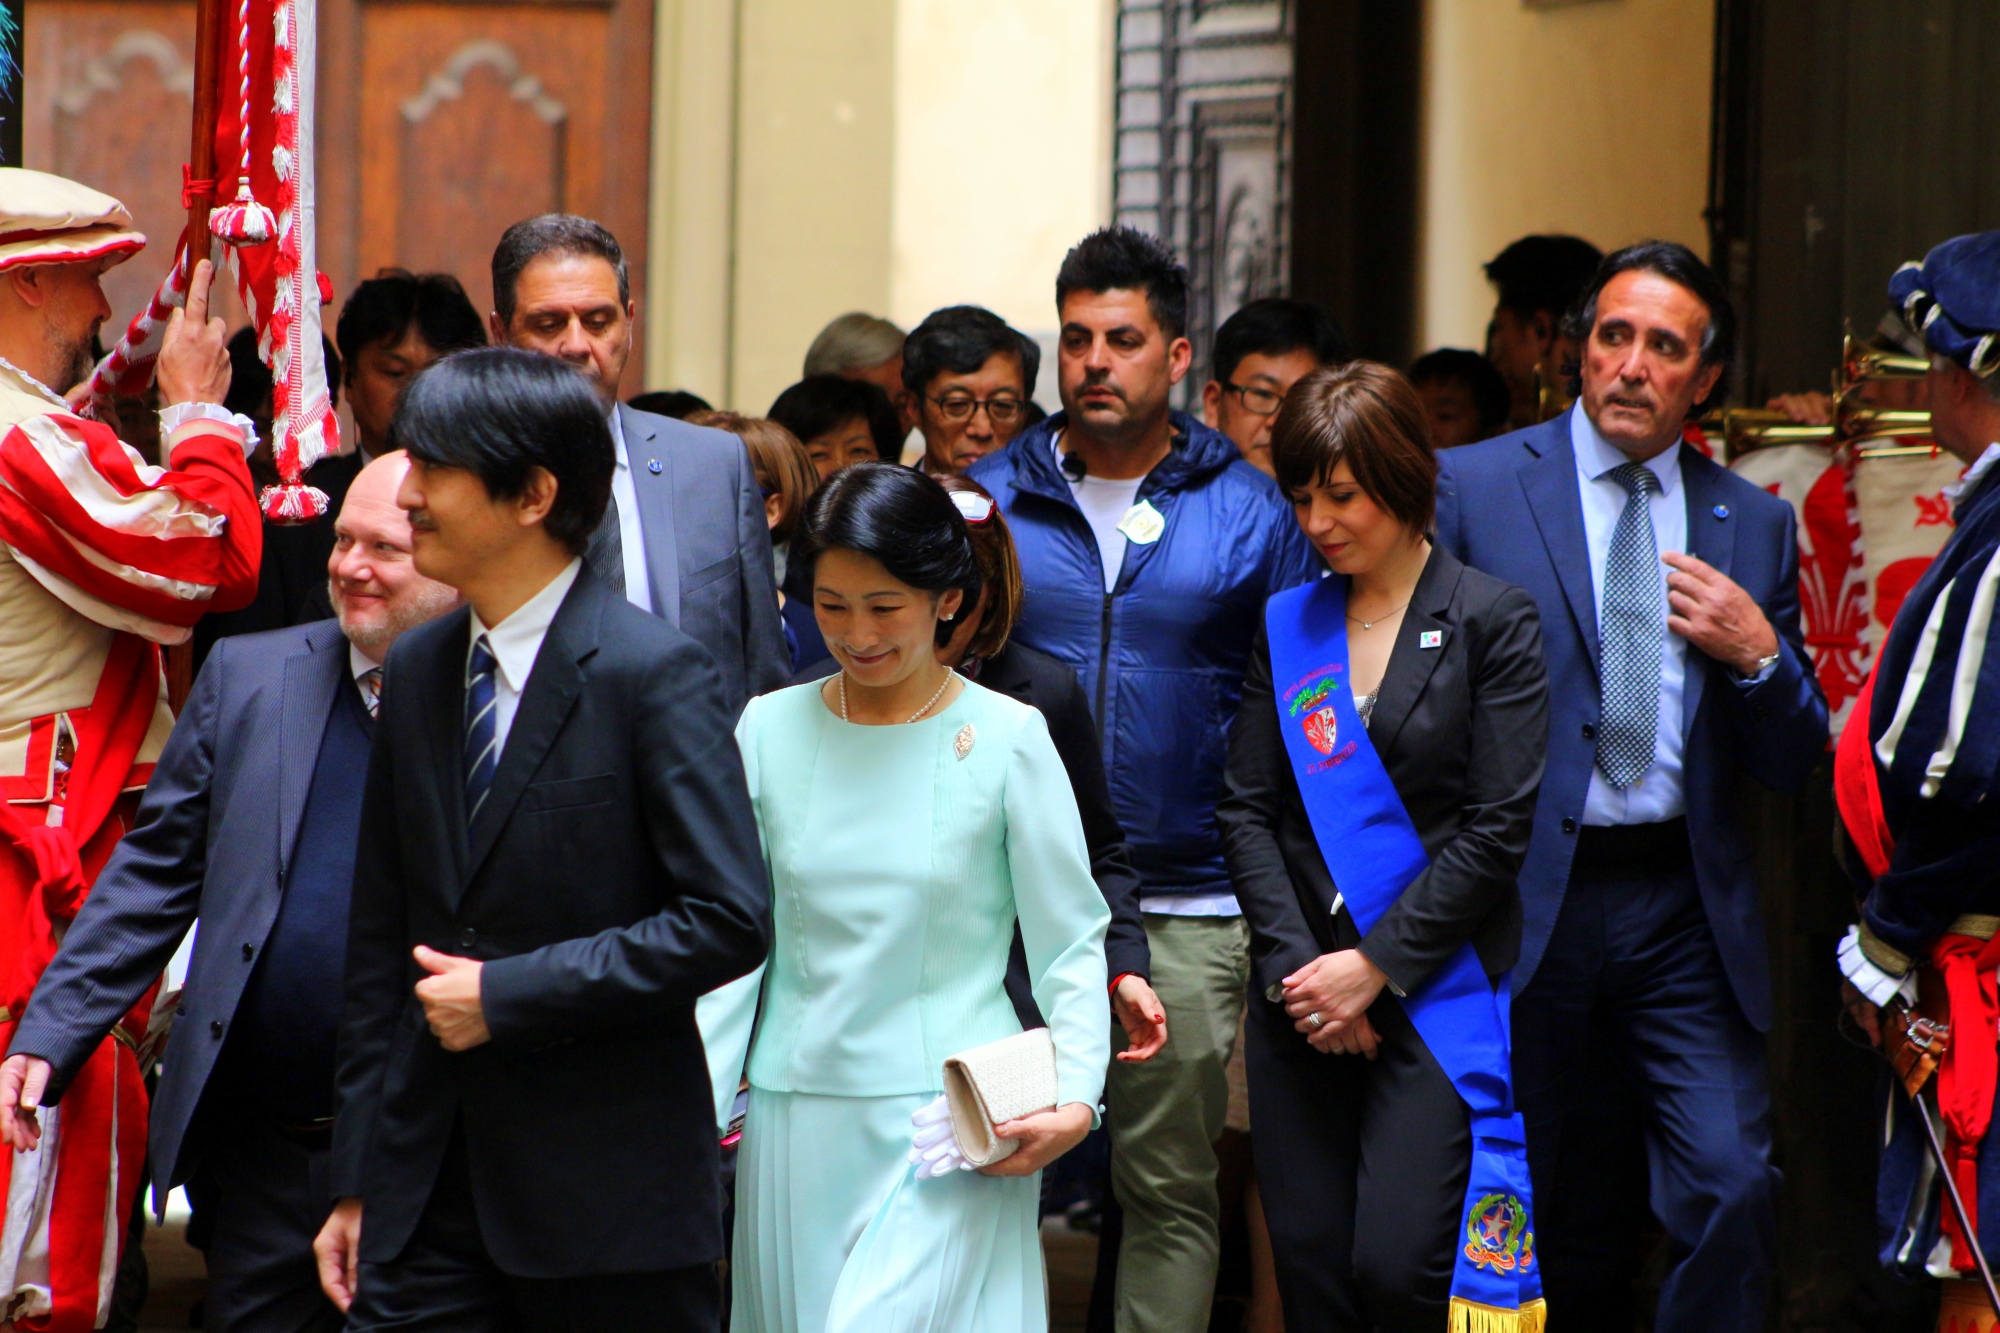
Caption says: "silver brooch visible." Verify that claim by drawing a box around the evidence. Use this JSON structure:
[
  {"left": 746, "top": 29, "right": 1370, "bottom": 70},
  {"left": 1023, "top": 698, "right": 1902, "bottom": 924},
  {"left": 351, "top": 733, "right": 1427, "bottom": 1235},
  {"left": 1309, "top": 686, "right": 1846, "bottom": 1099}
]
[{"left": 954, "top": 724, "right": 976, "bottom": 760}]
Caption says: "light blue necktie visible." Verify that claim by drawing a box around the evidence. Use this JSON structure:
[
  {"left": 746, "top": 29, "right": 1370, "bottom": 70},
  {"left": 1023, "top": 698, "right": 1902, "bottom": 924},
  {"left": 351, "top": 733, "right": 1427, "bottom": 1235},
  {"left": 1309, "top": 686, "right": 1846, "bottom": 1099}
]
[
  {"left": 465, "top": 634, "right": 499, "bottom": 822},
  {"left": 1597, "top": 462, "right": 1665, "bottom": 789}
]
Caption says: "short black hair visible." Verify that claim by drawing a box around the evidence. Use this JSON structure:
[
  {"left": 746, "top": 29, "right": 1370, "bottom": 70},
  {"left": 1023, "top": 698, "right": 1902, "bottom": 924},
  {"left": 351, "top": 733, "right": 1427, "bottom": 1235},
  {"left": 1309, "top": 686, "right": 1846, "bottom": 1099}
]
[
  {"left": 767, "top": 375, "right": 904, "bottom": 463},
  {"left": 335, "top": 269, "right": 486, "bottom": 381},
  {"left": 795, "top": 462, "right": 981, "bottom": 647},
  {"left": 390, "top": 347, "right": 613, "bottom": 556},
  {"left": 901, "top": 306, "right": 1040, "bottom": 399},
  {"left": 1565, "top": 240, "right": 1736, "bottom": 411},
  {"left": 627, "top": 389, "right": 712, "bottom": 420},
  {"left": 1055, "top": 226, "right": 1188, "bottom": 341},
  {"left": 1409, "top": 348, "right": 1510, "bottom": 436},
  {"left": 491, "top": 215, "right": 629, "bottom": 326},
  {"left": 1484, "top": 235, "right": 1604, "bottom": 321},
  {"left": 1211, "top": 298, "right": 1348, "bottom": 386}
]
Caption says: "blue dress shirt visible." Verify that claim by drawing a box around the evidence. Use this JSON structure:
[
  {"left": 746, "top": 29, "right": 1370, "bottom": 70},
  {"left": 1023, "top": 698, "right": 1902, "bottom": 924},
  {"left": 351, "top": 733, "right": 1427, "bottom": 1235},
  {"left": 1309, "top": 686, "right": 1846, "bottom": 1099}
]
[{"left": 1571, "top": 404, "right": 1690, "bottom": 826}]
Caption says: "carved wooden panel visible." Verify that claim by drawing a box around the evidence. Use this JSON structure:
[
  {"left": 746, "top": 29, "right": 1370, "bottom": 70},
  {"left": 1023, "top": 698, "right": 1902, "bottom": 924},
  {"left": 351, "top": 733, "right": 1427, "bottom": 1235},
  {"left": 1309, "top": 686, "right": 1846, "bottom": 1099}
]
[
  {"left": 357, "top": 9, "right": 603, "bottom": 324},
  {"left": 1114, "top": 0, "right": 1292, "bottom": 399},
  {"left": 22, "top": 2, "right": 197, "bottom": 331},
  {"left": 25, "top": 0, "right": 653, "bottom": 394}
]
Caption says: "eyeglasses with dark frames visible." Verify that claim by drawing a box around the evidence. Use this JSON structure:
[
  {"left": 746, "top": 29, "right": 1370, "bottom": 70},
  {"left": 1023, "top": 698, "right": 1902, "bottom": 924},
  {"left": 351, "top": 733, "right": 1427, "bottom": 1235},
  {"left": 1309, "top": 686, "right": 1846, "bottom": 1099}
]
[
  {"left": 1222, "top": 382, "right": 1287, "bottom": 417},
  {"left": 926, "top": 392, "right": 1027, "bottom": 426}
]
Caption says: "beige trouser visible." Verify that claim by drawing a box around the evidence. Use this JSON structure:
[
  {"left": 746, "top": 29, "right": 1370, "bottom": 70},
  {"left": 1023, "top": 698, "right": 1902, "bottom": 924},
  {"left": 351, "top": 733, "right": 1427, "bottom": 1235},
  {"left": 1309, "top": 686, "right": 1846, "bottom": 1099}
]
[{"left": 1104, "top": 913, "right": 1251, "bottom": 1333}]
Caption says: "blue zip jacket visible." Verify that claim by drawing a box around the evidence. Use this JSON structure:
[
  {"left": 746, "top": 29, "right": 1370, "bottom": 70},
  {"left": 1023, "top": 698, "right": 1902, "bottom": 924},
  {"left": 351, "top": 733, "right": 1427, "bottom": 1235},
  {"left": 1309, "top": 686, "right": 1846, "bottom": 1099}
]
[{"left": 968, "top": 411, "right": 1321, "bottom": 899}]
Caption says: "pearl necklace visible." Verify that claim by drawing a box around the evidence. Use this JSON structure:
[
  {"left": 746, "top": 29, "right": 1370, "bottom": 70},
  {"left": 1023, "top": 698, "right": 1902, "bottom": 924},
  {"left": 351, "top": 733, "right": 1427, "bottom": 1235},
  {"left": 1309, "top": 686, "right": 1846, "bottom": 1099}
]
[{"left": 839, "top": 668, "right": 953, "bottom": 724}]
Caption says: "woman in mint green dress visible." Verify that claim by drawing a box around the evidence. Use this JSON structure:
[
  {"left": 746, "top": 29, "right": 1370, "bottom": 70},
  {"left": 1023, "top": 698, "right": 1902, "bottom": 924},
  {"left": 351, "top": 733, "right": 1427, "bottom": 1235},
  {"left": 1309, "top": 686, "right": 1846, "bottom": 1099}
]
[{"left": 700, "top": 464, "right": 1111, "bottom": 1333}]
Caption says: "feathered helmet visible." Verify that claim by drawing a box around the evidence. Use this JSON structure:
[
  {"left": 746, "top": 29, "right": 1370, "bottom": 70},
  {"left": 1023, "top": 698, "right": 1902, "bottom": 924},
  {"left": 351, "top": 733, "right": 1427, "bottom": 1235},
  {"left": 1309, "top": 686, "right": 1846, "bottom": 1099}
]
[{"left": 1889, "top": 230, "right": 2000, "bottom": 378}]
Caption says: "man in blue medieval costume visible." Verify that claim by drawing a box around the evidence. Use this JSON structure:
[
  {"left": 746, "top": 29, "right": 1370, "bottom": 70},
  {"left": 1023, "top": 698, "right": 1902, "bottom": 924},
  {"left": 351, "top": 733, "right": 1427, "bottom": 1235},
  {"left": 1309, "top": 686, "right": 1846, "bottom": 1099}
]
[{"left": 1836, "top": 230, "right": 2000, "bottom": 1315}]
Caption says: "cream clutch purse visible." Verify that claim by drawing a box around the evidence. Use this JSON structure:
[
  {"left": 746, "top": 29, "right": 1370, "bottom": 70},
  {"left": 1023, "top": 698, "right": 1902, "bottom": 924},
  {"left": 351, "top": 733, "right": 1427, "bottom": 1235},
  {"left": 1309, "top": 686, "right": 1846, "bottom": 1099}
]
[{"left": 942, "top": 1027, "right": 1058, "bottom": 1167}]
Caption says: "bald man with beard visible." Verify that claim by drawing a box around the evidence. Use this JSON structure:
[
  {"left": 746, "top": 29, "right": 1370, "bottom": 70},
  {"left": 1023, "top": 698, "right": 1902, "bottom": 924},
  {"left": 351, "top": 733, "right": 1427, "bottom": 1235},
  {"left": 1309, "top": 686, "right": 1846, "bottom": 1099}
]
[{"left": 0, "top": 453, "right": 458, "bottom": 1333}]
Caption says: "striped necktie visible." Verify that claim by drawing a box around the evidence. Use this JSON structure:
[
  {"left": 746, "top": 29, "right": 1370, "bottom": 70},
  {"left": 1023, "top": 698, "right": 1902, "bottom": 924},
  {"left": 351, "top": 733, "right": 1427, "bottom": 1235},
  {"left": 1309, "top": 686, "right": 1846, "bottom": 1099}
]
[
  {"left": 1597, "top": 461, "right": 1665, "bottom": 789},
  {"left": 358, "top": 667, "right": 383, "bottom": 718},
  {"left": 465, "top": 634, "right": 499, "bottom": 822}
]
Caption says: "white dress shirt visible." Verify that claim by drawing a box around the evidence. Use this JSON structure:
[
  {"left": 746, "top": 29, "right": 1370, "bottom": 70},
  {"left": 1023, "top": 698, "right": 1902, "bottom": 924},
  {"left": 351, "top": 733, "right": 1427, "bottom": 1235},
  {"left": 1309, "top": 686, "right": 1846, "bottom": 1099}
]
[
  {"left": 608, "top": 409, "right": 654, "bottom": 614},
  {"left": 466, "top": 558, "right": 583, "bottom": 758},
  {"left": 348, "top": 642, "right": 385, "bottom": 713},
  {"left": 1571, "top": 404, "right": 1690, "bottom": 826}
]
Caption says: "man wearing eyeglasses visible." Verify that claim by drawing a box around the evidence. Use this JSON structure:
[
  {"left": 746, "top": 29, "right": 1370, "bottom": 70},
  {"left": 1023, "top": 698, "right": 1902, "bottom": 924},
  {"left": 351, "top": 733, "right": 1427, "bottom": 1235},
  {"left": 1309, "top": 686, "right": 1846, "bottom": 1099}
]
[
  {"left": 903, "top": 304, "right": 1042, "bottom": 477},
  {"left": 1200, "top": 298, "right": 1349, "bottom": 477}
]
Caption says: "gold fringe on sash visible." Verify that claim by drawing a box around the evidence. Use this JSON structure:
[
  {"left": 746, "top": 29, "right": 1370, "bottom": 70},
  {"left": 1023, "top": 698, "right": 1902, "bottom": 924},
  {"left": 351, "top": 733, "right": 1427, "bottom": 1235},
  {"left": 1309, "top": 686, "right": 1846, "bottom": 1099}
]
[{"left": 1447, "top": 1295, "right": 1548, "bottom": 1333}]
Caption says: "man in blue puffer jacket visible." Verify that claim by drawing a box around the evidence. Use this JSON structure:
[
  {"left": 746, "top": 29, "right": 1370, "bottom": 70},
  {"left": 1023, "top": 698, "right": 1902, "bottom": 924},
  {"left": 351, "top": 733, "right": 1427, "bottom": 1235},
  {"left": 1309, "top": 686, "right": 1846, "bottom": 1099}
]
[{"left": 970, "top": 227, "right": 1320, "bottom": 1333}]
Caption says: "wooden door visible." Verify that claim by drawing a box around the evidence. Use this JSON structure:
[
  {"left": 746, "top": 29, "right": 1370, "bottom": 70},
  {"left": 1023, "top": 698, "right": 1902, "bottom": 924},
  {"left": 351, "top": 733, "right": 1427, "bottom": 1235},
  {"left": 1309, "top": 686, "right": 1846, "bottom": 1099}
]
[
  {"left": 320, "top": 0, "right": 653, "bottom": 391},
  {"left": 24, "top": 0, "right": 652, "bottom": 393},
  {"left": 23, "top": 1, "right": 199, "bottom": 334}
]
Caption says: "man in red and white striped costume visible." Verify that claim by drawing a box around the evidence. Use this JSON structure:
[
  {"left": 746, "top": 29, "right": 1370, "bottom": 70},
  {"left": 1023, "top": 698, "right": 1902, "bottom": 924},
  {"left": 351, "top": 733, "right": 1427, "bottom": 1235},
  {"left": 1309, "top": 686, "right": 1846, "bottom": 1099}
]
[{"left": 0, "top": 168, "right": 258, "bottom": 1331}]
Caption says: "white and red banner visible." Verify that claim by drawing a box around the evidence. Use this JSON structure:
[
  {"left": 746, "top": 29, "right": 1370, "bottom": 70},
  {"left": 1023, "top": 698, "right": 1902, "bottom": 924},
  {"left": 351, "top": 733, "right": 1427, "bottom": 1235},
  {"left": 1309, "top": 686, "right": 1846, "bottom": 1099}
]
[
  {"left": 84, "top": 0, "right": 335, "bottom": 522},
  {"left": 1728, "top": 437, "right": 1965, "bottom": 738}
]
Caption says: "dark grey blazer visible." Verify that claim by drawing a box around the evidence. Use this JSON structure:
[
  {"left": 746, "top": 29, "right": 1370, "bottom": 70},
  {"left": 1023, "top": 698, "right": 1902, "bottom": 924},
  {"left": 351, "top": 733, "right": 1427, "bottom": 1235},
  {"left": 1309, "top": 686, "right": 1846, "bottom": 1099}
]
[
  {"left": 586, "top": 406, "right": 788, "bottom": 713},
  {"left": 10, "top": 618, "right": 356, "bottom": 1210},
  {"left": 331, "top": 568, "right": 770, "bottom": 1279},
  {"left": 1219, "top": 545, "right": 1549, "bottom": 1000}
]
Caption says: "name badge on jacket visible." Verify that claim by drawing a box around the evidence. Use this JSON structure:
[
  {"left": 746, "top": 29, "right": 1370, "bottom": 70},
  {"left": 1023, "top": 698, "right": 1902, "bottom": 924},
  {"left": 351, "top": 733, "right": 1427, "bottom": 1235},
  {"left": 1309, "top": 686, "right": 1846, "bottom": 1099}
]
[{"left": 1118, "top": 500, "right": 1166, "bottom": 545}]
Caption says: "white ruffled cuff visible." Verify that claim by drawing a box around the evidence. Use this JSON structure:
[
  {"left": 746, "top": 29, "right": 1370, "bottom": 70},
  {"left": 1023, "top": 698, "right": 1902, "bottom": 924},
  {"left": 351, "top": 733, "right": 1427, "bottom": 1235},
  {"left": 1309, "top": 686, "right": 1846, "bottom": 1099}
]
[
  {"left": 159, "top": 402, "right": 259, "bottom": 457},
  {"left": 1838, "top": 924, "right": 1917, "bottom": 1007}
]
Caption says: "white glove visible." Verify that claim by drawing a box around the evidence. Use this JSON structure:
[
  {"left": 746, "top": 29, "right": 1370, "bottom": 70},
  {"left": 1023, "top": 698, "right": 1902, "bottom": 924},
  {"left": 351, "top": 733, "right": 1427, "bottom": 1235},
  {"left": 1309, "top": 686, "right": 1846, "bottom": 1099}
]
[
  {"left": 909, "top": 1094, "right": 973, "bottom": 1180},
  {"left": 1837, "top": 924, "right": 1917, "bottom": 1007}
]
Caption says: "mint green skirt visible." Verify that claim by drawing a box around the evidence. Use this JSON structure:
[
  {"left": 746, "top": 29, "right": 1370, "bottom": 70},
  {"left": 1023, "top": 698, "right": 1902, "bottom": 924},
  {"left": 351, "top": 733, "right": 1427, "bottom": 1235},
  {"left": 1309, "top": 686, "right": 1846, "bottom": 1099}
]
[{"left": 730, "top": 1087, "right": 1047, "bottom": 1333}]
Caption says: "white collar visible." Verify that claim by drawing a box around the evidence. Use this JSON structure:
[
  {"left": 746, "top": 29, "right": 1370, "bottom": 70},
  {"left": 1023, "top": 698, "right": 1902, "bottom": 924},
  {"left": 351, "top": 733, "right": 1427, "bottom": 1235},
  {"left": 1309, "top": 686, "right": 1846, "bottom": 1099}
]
[
  {"left": 1570, "top": 401, "right": 1681, "bottom": 495},
  {"left": 348, "top": 641, "right": 381, "bottom": 681},
  {"left": 1944, "top": 442, "right": 2000, "bottom": 502},
  {"left": 609, "top": 405, "right": 629, "bottom": 470},
  {"left": 0, "top": 356, "right": 72, "bottom": 410},
  {"left": 467, "top": 558, "right": 584, "bottom": 694}
]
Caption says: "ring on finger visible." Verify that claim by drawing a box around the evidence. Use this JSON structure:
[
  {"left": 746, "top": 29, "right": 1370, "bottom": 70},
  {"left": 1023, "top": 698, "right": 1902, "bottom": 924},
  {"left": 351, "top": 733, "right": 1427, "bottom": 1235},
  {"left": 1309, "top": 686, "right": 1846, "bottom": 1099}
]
[{"left": 1306, "top": 1011, "right": 1324, "bottom": 1030}]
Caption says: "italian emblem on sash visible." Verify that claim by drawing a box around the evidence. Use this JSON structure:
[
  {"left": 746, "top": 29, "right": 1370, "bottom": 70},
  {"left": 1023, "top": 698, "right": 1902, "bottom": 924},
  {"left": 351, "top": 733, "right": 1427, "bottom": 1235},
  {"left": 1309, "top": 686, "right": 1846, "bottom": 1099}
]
[
  {"left": 1302, "top": 705, "right": 1339, "bottom": 755},
  {"left": 1284, "top": 671, "right": 1341, "bottom": 755},
  {"left": 1463, "top": 1193, "right": 1536, "bottom": 1276}
]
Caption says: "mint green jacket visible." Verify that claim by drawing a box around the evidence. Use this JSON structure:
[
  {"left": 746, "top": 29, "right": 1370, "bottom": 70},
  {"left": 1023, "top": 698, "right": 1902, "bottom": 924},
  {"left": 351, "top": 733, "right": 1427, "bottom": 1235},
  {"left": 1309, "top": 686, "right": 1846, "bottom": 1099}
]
[{"left": 698, "top": 679, "right": 1111, "bottom": 1127}]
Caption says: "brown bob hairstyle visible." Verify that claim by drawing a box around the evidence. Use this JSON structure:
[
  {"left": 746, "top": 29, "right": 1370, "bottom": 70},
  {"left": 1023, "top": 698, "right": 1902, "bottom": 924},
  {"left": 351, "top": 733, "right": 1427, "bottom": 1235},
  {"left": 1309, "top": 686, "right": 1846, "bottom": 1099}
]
[
  {"left": 936, "top": 475, "right": 1024, "bottom": 662},
  {"left": 688, "top": 410, "right": 820, "bottom": 544},
  {"left": 1269, "top": 361, "right": 1438, "bottom": 534}
]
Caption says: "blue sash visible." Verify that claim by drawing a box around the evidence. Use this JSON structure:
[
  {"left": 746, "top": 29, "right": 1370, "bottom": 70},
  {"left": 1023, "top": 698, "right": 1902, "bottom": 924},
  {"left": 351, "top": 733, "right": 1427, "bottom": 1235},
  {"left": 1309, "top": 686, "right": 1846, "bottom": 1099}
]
[{"left": 1265, "top": 577, "right": 1546, "bottom": 1332}]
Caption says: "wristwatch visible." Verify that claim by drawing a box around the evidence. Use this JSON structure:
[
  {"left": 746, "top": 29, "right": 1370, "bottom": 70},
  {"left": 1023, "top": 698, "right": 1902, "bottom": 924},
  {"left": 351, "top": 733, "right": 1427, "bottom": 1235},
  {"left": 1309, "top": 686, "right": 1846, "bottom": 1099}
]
[{"left": 1745, "top": 650, "right": 1781, "bottom": 679}]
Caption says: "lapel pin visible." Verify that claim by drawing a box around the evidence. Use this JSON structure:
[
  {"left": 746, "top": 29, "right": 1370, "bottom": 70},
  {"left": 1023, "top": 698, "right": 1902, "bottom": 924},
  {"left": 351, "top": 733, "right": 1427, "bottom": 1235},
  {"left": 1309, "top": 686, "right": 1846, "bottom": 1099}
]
[
  {"left": 647, "top": 459, "right": 663, "bottom": 475},
  {"left": 1713, "top": 504, "right": 1728, "bottom": 519},
  {"left": 1419, "top": 630, "right": 1442, "bottom": 649}
]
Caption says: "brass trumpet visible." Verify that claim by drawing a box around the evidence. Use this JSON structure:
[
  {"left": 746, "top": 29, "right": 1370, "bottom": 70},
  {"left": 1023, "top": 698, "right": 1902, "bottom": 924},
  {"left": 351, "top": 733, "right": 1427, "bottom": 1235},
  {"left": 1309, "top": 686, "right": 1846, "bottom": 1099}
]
[
  {"left": 1708, "top": 405, "right": 1933, "bottom": 456},
  {"left": 1707, "top": 330, "right": 1933, "bottom": 456},
  {"left": 1840, "top": 333, "right": 1929, "bottom": 392}
]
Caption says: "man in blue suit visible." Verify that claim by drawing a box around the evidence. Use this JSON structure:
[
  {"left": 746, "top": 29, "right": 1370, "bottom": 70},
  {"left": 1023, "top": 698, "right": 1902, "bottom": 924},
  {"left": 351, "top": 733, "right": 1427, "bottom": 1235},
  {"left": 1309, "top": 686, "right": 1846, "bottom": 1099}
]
[
  {"left": 0, "top": 452, "right": 458, "bottom": 1332},
  {"left": 1434, "top": 241, "right": 1828, "bottom": 1331}
]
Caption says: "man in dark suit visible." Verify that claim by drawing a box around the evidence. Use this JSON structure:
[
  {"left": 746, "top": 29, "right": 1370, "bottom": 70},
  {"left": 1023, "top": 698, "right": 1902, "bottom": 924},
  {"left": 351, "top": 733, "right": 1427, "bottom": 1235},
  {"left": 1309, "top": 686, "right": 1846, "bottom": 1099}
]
[
  {"left": 0, "top": 451, "right": 459, "bottom": 1331},
  {"left": 1434, "top": 241, "right": 1828, "bottom": 1332},
  {"left": 310, "top": 348, "right": 769, "bottom": 1331},
  {"left": 489, "top": 214, "right": 787, "bottom": 714}
]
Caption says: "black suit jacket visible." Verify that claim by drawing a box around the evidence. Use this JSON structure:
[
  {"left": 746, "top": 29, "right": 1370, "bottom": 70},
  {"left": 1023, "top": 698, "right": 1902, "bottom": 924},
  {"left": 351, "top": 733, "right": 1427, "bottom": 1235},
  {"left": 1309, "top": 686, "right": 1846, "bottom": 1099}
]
[
  {"left": 1219, "top": 545, "right": 1548, "bottom": 1002},
  {"left": 793, "top": 640, "right": 1150, "bottom": 1006},
  {"left": 12, "top": 620, "right": 355, "bottom": 1209},
  {"left": 331, "top": 568, "right": 771, "bottom": 1278}
]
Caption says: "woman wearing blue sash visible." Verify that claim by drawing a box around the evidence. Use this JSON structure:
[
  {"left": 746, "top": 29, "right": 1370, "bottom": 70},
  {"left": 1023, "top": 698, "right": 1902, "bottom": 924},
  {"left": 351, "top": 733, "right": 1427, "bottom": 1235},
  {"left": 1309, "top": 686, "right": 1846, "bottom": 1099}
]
[{"left": 1219, "top": 362, "right": 1550, "bottom": 1332}]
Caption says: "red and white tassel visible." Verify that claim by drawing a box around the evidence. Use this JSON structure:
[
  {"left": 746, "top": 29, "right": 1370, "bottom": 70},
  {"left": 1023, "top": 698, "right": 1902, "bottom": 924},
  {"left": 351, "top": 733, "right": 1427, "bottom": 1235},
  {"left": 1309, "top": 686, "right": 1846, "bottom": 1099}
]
[
  {"left": 209, "top": 0, "right": 276, "bottom": 249},
  {"left": 259, "top": 480, "right": 329, "bottom": 524}
]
